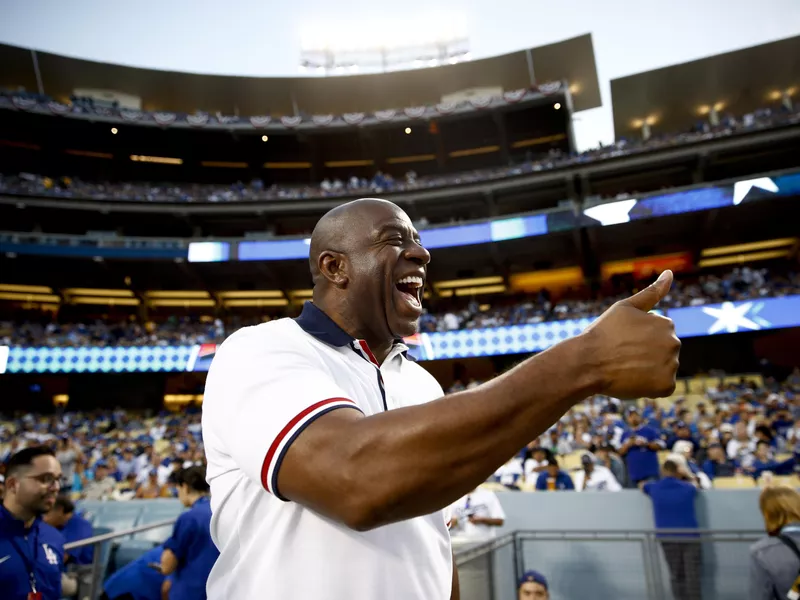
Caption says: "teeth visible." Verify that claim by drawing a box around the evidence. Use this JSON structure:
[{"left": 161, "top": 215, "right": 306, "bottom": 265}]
[{"left": 397, "top": 276, "right": 424, "bottom": 288}]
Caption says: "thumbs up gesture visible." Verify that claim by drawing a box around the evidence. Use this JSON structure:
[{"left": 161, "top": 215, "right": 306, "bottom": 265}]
[{"left": 582, "top": 270, "right": 681, "bottom": 399}]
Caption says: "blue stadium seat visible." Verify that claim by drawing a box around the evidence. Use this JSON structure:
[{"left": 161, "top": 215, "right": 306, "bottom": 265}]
[
  {"left": 92, "top": 504, "right": 143, "bottom": 536},
  {"left": 111, "top": 539, "right": 159, "bottom": 572},
  {"left": 133, "top": 502, "right": 183, "bottom": 544}
]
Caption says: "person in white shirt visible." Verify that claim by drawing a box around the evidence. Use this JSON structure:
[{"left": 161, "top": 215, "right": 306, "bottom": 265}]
[
  {"left": 494, "top": 457, "right": 524, "bottom": 488},
  {"left": 573, "top": 453, "right": 622, "bottom": 492},
  {"left": 202, "top": 198, "right": 681, "bottom": 600},
  {"left": 449, "top": 487, "right": 505, "bottom": 544}
]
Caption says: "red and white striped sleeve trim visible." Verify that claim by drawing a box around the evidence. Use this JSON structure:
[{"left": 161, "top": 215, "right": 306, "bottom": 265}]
[{"left": 260, "top": 397, "right": 361, "bottom": 497}]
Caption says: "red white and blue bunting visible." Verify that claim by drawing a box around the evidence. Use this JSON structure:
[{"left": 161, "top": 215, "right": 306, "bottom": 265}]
[
  {"left": 312, "top": 114, "right": 334, "bottom": 126},
  {"left": 404, "top": 106, "right": 426, "bottom": 119},
  {"left": 12, "top": 96, "right": 38, "bottom": 110},
  {"left": 280, "top": 115, "right": 302, "bottom": 128},
  {"left": 374, "top": 109, "right": 396, "bottom": 121},
  {"left": 120, "top": 109, "right": 143, "bottom": 121},
  {"left": 249, "top": 115, "right": 271, "bottom": 128},
  {"left": 342, "top": 112, "right": 365, "bottom": 125},
  {"left": 216, "top": 114, "right": 239, "bottom": 125},
  {"left": 435, "top": 102, "right": 457, "bottom": 114},
  {"left": 469, "top": 96, "right": 493, "bottom": 109},
  {"left": 187, "top": 113, "right": 210, "bottom": 127},
  {"left": 502, "top": 89, "right": 527, "bottom": 103},
  {"left": 537, "top": 81, "right": 562, "bottom": 95},
  {"left": 153, "top": 112, "right": 177, "bottom": 126}
]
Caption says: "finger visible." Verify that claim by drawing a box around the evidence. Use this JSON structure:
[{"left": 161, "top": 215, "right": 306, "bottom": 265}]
[{"left": 624, "top": 270, "right": 673, "bottom": 312}]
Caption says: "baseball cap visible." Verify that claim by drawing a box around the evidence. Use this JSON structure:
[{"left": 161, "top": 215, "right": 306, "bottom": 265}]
[
  {"left": 719, "top": 423, "right": 734, "bottom": 433},
  {"left": 519, "top": 570, "right": 548, "bottom": 590},
  {"left": 625, "top": 406, "right": 639, "bottom": 416},
  {"left": 581, "top": 453, "right": 594, "bottom": 465}
]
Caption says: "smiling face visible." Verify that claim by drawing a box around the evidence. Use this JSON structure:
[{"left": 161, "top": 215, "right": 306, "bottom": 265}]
[{"left": 316, "top": 199, "right": 431, "bottom": 346}]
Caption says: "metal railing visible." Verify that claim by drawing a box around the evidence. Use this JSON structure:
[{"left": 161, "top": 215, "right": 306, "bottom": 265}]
[
  {"left": 66, "top": 523, "right": 762, "bottom": 600},
  {"left": 64, "top": 517, "right": 178, "bottom": 600},
  {"left": 453, "top": 529, "right": 763, "bottom": 600}
]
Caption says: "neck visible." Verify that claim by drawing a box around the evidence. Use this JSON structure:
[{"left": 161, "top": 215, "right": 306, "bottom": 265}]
[
  {"left": 315, "top": 296, "right": 394, "bottom": 364},
  {"left": 2, "top": 497, "right": 37, "bottom": 528},
  {"left": 186, "top": 492, "right": 206, "bottom": 506}
]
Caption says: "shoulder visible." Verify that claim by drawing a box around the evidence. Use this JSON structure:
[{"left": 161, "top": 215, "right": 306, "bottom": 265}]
[
  {"left": 216, "top": 319, "right": 301, "bottom": 356},
  {"left": 750, "top": 535, "right": 780, "bottom": 559},
  {"left": 38, "top": 522, "right": 65, "bottom": 550}
]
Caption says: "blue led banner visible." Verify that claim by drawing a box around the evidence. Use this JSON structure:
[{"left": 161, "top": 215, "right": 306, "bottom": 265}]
[{"left": 1, "top": 295, "right": 798, "bottom": 372}]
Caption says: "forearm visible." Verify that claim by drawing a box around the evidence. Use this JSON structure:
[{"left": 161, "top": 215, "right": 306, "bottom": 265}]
[{"left": 282, "top": 336, "right": 598, "bottom": 529}]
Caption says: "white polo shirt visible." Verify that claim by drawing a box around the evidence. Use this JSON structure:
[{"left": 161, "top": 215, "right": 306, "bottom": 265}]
[
  {"left": 572, "top": 464, "right": 622, "bottom": 492},
  {"left": 202, "top": 302, "right": 452, "bottom": 600}
]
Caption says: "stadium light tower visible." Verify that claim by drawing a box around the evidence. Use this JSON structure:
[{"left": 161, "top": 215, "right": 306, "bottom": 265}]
[{"left": 299, "top": 15, "right": 470, "bottom": 75}]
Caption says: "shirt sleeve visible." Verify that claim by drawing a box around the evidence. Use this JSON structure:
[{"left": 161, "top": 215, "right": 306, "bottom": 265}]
[
  {"left": 643, "top": 481, "right": 653, "bottom": 496},
  {"left": 204, "top": 325, "right": 363, "bottom": 500},
  {"left": 163, "top": 513, "right": 194, "bottom": 563},
  {"left": 535, "top": 473, "right": 546, "bottom": 490},
  {"left": 605, "top": 469, "right": 622, "bottom": 492}
]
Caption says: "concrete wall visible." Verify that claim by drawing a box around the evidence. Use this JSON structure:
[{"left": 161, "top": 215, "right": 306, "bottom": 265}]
[{"left": 457, "top": 489, "right": 766, "bottom": 600}]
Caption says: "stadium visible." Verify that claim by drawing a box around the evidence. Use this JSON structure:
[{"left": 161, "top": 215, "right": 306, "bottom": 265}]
[{"left": 0, "top": 3, "right": 799, "bottom": 599}]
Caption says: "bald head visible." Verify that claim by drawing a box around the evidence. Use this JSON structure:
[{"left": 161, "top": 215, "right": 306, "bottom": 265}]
[
  {"left": 305, "top": 197, "right": 430, "bottom": 354},
  {"left": 309, "top": 198, "right": 407, "bottom": 283}
]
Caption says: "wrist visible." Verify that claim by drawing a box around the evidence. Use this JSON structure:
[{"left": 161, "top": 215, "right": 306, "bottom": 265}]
[{"left": 567, "top": 333, "right": 607, "bottom": 398}]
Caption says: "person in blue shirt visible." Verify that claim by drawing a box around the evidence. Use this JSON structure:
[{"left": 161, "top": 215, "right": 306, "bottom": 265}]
[
  {"left": 643, "top": 460, "right": 701, "bottom": 600},
  {"left": 701, "top": 443, "right": 739, "bottom": 480},
  {"left": 619, "top": 407, "right": 665, "bottom": 487},
  {"left": 0, "top": 446, "right": 66, "bottom": 600},
  {"left": 748, "top": 440, "right": 796, "bottom": 480},
  {"left": 42, "top": 494, "right": 94, "bottom": 565},
  {"left": 535, "top": 457, "right": 574, "bottom": 491},
  {"left": 160, "top": 466, "right": 219, "bottom": 600},
  {"left": 102, "top": 544, "right": 171, "bottom": 600}
]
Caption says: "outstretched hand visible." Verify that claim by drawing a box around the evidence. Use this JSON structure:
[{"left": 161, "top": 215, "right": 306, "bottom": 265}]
[{"left": 582, "top": 270, "right": 681, "bottom": 400}]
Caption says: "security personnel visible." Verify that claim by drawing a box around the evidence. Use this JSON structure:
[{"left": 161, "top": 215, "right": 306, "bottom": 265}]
[
  {"left": 160, "top": 466, "right": 218, "bottom": 600},
  {"left": 0, "top": 446, "right": 66, "bottom": 600}
]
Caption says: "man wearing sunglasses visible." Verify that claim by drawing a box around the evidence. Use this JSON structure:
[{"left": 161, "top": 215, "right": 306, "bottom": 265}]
[{"left": 0, "top": 446, "right": 67, "bottom": 600}]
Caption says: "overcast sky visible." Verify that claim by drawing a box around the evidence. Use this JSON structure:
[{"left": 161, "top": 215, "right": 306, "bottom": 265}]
[{"left": 1, "top": 0, "right": 799, "bottom": 150}]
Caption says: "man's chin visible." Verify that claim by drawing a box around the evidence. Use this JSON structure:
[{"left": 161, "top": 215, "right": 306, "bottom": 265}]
[{"left": 389, "top": 317, "right": 420, "bottom": 341}]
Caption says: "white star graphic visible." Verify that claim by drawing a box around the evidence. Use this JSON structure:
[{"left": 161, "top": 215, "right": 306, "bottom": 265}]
[
  {"left": 583, "top": 199, "right": 637, "bottom": 226},
  {"left": 701, "top": 302, "right": 763, "bottom": 334},
  {"left": 732, "top": 177, "right": 778, "bottom": 206}
]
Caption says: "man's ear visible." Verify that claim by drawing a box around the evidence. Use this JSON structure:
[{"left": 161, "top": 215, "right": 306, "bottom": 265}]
[{"left": 318, "top": 251, "right": 349, "bottom": 288}]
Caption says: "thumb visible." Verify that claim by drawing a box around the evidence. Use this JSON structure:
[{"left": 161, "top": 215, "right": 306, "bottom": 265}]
[{"left": 625, "top": 270, "right": 673, "bottom": 312}]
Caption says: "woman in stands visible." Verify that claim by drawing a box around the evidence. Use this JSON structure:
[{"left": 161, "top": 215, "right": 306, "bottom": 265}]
[{"left": 749, "top": 485, "right": 800, "bottom": 599}]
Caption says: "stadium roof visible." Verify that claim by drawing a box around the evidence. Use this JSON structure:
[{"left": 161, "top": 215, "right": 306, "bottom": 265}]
[
  {"left": 0, "top": 34, "right": 601, "bottom": 115},
  {"left": 611, "top": 35, "right": 800, "bottom": 140}
]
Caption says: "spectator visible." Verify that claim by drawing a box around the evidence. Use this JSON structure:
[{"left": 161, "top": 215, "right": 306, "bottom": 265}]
[
  {"left": 523, "top": 447, "right": 550, "bottom": 482},
  {"left": 701, "top": 443, "right": 739, "bottom": 480},
  {"left": 573, "top": 452, "right": 622, "bottom": 492},
  {"left": 101, "top": 543, "right": 171, "bottom": 600},
  {"left": 449, "top": 486, "right": 506, "bottom": 544},
  {"left": 81, "top": 462, "right": 116, "bottom": 501},
  {"left": 518, "top": 570, "right": 549, "bottom": 600},
  {"left": 727, "top": 421, "right": 755, "bottom": 463},
  {"left": 535, "top": 457, "right": 574, "bottom": 491},
  {"left": 748, "top": 441, "right": 796, "bottom": 480},
  {"left": 671, "top": 441, "right": 712, "bottom": 490},
  {"left": 136, "top": 470, "right": 171, "bottom": 499},
  {"left": 160, "top": 466, "right": 219, "bottom": 600},
  {"left": 55, "top": 438, "right": 82, "bottom": 493},
  {"left": 43, "top": 495, "right": 94, "bottom": 565},
  {"left": 618, "top": 407, "right": 664, "bottom": 487},
  {"left": 750, "top": 485, "right": 800, "bottom": 600},
  {"left": 0, "top": 446, "right": 66, "bottom": 600},
  {"left": 643, "top": 460, "right": 701, "bottom": 600},
  {"left": 667, "top": 421, "right": 699, "bottom": 453},
  {"left": 595, "top": 444, "right": 628, "bottom": 487}
]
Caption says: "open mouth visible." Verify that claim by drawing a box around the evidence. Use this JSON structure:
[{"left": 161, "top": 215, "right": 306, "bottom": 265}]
[{"left": 395, "top": 275, "right": 424, "bottom": 312}]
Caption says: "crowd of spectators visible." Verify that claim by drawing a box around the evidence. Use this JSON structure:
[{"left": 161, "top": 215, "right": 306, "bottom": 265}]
[
  {"left": 2, "top": 266, "right": 797, "bottom": 347},
  {"left": 420, "top": 266, "right": 800, "bottom": 332},
  {"left": 0, "top": 408, "right": 205, "bottom": 502},
  {"left": 470, "top": 368, "right": 800, "bottom": 492},
  {"left": 0, "top": 96, "right": 797, "bottom": 204}
]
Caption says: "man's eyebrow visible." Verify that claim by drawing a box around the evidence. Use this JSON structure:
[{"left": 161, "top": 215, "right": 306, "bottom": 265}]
[{"left": 376, "top": 223, "right": 417, "bottom": 237}]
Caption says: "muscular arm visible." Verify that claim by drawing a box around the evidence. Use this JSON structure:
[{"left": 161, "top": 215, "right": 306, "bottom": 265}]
[{"left": 278, "top": 276, "right": 679, "bottom": 531}]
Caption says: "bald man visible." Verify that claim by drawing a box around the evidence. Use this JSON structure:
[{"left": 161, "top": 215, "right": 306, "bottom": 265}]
[{"left": 201, "top": 198, "right": 680, "bottom": 600}]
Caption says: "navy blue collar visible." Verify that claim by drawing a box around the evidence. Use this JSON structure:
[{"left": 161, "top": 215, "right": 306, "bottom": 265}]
[
  {"left": 294, "top": 301, "right": 415, "bottom": 360},
  {"left": 295, "top": 301, "right": 353, "bottom": 347}
]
